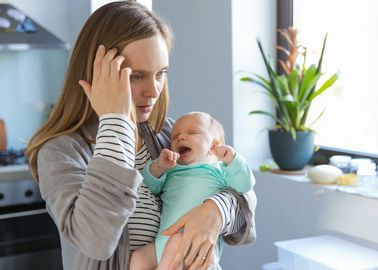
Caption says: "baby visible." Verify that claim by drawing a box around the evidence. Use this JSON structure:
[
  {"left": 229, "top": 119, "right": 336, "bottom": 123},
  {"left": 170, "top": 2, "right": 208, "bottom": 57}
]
[{"left": 130, "top": 112, "right": 255, "bottom": 269}]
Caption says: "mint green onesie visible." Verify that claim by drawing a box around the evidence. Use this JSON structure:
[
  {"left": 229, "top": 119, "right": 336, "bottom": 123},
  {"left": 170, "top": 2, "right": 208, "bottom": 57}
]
[{"left": 142, "top": 153, "right": 254, "bottom": 263}]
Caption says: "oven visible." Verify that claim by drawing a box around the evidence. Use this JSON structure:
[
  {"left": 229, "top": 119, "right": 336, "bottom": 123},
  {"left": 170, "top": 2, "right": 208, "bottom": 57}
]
[{"left": 0, "top": 154, "right": 63, "bottom": 270}]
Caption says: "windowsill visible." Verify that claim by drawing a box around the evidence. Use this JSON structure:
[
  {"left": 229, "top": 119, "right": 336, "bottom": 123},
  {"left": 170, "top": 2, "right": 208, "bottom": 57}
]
[{"left": 253, "top": 168, "right": 378, "bottom": 200}]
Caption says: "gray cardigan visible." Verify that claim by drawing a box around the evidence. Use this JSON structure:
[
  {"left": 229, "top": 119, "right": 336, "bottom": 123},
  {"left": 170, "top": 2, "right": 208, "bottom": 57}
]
[{"left": 37, "top": 119, "right": 256, "bottom": 270}]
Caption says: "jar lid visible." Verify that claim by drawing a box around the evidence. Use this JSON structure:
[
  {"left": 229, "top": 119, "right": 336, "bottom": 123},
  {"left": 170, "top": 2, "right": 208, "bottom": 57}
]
[{"left": 329, "top": 155, "right": 352, "bottom": 167}]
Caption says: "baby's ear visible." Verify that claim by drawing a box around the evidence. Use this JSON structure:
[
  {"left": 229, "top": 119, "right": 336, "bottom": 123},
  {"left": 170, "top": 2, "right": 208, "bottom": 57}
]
[{"left": 210, "top": 139, "right": 222, "bottom": 152}]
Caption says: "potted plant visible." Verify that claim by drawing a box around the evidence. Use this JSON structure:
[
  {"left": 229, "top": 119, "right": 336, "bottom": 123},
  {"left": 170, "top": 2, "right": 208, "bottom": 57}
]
[{"left": 241, "top": 27, "right": 339, "bottom": 171}]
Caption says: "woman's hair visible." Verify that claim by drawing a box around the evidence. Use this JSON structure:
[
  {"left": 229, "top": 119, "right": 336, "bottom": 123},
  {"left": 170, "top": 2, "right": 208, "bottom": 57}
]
[{"left": 25, "top": 1, "right": 173, "bottom": 180}]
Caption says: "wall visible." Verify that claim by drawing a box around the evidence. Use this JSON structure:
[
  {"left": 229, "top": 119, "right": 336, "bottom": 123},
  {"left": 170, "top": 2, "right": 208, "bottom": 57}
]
[
  {"left": 154, "top": 0, "right": 276, "bottom": 165},
  {"left": 0, "top": 50, "right": 68, "bottom": 149},
  {"left": 231, "top": 0, "right": 276, "bottom": 166},
  {"left": 153, "top": 0, "right": 234, "bottom": 145},
  {"left": 220, "top": 172, "right": 378, "bottom": 269}
]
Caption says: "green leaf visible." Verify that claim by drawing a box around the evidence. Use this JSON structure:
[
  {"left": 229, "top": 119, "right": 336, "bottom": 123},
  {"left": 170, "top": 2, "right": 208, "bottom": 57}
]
[
  {"left": 282, "top": 98, "right": 301, "bottom": 129},
  {"left": 309, "top": 73, "right": 339, "bottom": 101},
  {"left": 288, "top": 69, "right": 300, "bottom": 97},
  {"left": 240, "top": 75, "right": 273, "bottom": 93},
  {"left": 259, "top": 164, "right": 272, "bottom": 172},
  {"left": 316, "top": 33, "right": 328, "bottom": 73},
  {"left": 290, "top": 127, "right": 297, "bottom": 140},
  {"left": 254, "top": 74, "right": 272, "bottom": 89},
  {"left": 298, "top": 65, "right": 319, "bottom": 102},
  {"left": 276, "top": 75, "right": 291, "bottom": 96},
  {"left": 248, "top": 110, "right": 288, "bottom": 129},
  {"left": 240, "top": 77, "right": 253, "bottom": 82},
  {"left": 308, "top": 107, "right": 326, "bottom": 128},
  {"left": 282, "top": 94, "right": 295, "bottom": 102}
]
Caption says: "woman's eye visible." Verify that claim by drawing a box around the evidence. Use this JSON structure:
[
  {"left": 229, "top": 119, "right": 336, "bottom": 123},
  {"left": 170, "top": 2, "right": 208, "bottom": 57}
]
[
  {"left": 156, "top": 70, "right": 167, "bottom": 80},
  {"left": 131, "top": 74, "right": 144, "bottom": 81}
]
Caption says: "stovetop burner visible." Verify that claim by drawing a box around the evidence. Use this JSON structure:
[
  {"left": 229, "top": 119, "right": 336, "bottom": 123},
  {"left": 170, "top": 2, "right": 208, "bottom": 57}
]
[{"left": 0, "top": 149, "right": 26, "bottom": 166}]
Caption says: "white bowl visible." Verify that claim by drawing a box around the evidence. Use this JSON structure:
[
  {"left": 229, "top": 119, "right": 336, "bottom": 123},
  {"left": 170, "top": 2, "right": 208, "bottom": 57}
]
[{"left": 308, "top": 165, "right": 343, "bottom": 184}]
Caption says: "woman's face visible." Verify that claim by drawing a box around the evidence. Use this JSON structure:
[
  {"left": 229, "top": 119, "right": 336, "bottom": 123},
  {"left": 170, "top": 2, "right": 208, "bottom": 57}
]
[{"left": 121, "top": 35, "right": 169, "bottom": 122}]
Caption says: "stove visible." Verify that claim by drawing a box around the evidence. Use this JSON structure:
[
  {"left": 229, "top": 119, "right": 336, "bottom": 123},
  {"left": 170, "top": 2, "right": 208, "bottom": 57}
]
[
  {"left": 0, "top": 151, "right": 63, "bottom": 269},
  {"left": 0, "top": 165, "right": 43, "bottom": 210},
  {"left": 0, "top": 149, "right": 41, "bottom": 210}
]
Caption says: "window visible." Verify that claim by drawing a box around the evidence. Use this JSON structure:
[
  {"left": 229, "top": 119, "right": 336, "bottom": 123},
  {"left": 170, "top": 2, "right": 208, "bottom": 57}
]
[{"left": 280, "top": 0, "right": 378, "bottom": 159}]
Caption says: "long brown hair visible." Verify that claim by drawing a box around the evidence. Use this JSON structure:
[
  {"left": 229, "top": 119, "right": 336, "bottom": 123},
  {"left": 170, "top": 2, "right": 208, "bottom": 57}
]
[{"left": 25, "top": 1, "right": 173, "bottom": 180}]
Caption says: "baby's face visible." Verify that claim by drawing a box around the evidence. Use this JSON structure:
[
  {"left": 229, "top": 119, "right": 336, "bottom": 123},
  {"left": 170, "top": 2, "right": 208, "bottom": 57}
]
[{"left": 171, "top": 114, "right": 215, "bottom": 165}]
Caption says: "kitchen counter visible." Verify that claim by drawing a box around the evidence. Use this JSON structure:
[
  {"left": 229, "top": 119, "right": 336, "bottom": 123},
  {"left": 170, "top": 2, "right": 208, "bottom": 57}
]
[{"left": 0, "top": 164, "right": 32, "bottom": 182}]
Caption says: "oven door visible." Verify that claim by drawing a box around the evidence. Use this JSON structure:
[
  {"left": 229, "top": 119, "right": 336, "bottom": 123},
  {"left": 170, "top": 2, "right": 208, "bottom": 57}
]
[{"left": 0, "top": 204, "right": 62, "bottom": 270}]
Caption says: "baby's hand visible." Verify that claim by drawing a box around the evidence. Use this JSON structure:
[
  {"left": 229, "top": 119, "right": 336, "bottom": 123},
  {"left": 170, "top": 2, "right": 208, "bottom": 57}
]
[
  {"left": 214, "top": 145, "right": 235, "bottom": 165},
  {"left": 150, "top": 149, "right": 179, "bottom": 178},
  {"left": 157, "top": 149, "right": 180, "bottom": 170}
]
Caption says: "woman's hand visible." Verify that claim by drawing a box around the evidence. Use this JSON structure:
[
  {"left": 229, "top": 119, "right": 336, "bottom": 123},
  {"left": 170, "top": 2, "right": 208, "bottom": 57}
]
[
  {"left": 79, "top": 45, "right": 133, "bottom": 117},
  {"left": 162, "top": 200, "right": 223, "bottom": 270}
]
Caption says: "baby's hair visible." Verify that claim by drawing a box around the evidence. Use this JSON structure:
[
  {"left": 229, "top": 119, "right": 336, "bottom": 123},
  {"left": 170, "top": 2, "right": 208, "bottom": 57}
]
[
  {"left": 209, "top": 116, "right": 225, "bottom": 144},
  {"left": 184, "top": 112, "right": 225, "bottom": 144}
]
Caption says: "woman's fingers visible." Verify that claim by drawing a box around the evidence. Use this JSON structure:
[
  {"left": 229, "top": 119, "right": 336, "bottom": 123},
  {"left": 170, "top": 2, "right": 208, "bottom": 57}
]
[
  {"left": 165, "top": 202, "right": 221, "bottom": 269},
  {"left": 163, "top": 214, "right": 187, "bottom": 236},
  {"left": 101, "top": 48, "right": 118, "bottom": 78},
  {"left": 93, "top": 45, "right": 105, "bottom": 83},
  {"left": 165, "top": 215, "right": 191, "bottom": 269},
  {"left": 168, "top": 233, "right": 191, "bottom": 269},
  {"left": 200, "top": 248, "right": 214, "bottom": 270},
  {"left": 184, "top": 237, "right": 212, "bottom": 269},
  {"left": 78, "top": 80, "right": 92, "bottom": 98},
  {"left": 120, "top": 66, "right": 132, "bottom": 87},
  {"left": 81, "top": 46, "right": 132, "bottom": 117},
  {"left": 111, "top": 55, "right": 126, "bottom": 83}
]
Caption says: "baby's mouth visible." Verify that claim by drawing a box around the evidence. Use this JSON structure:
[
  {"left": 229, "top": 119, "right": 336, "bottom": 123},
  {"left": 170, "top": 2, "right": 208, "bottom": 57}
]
[{"left": 178, "top": 146, "right": 191, "bottom": 155}]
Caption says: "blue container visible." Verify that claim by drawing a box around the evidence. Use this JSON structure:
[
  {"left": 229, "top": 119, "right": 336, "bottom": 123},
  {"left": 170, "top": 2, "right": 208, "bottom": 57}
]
[{"left": 269, "top": 130, "right": 315, "bottom": 171}]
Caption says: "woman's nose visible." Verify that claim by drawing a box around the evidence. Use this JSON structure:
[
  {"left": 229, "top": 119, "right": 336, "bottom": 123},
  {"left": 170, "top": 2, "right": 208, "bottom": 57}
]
[{"left": 143, "top": 79, "right": 160, "bottom": 98}]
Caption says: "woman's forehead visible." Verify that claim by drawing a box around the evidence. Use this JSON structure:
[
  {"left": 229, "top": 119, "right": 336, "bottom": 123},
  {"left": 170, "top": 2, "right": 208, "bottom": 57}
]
[{"left": 121, "top": 35, "right": 169, "bottom": 72}]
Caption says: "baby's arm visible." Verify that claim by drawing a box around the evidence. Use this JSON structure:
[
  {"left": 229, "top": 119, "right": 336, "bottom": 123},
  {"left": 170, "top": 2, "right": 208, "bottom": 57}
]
[
  {"left": 156, "top": 233, "right": 184, "bottom": 270},
  {"left": 130, "top": 233, "right": 183, "bottom": 270},
  {"left": 214, "top": 145, "right": 236, "bottom": 165},
  {"left": 150, "top": 149, "right": 180, "bottom": 178},
  {"left": 215, "top": 145, "right": 255, "bottom": 193},
  {"left": 130, "top": 243, "right": 157, "bottom": 270},
  {"left": 142, "top": 149, "right": 180, "bottom": 194}
]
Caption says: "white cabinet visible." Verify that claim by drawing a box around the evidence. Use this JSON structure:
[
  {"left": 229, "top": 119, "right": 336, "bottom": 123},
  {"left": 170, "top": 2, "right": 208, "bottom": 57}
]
[{"left": 269, "top": 235, "right": 378, "bottom": 270}]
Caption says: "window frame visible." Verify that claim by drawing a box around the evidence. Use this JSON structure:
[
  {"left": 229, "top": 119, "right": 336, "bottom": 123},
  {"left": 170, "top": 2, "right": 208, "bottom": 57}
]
[{"left": 276, "top": 0, "right": 378, "bottom": 164}]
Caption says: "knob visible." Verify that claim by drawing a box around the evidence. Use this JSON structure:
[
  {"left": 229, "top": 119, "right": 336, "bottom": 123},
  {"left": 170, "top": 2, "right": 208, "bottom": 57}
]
[{"left": 25, "top": 189, "right": 33, "bottom": 197}]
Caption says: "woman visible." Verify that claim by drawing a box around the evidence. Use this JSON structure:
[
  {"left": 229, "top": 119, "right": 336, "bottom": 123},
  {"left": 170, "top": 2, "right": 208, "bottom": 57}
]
[{"left": 25, "top": 2, "right": 256, "bottom": 270}]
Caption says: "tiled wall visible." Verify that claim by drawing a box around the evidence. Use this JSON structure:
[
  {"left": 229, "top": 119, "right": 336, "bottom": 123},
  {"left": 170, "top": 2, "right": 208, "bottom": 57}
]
[{"left": 0, "top": 49, "right": 68, "bottom": 149}]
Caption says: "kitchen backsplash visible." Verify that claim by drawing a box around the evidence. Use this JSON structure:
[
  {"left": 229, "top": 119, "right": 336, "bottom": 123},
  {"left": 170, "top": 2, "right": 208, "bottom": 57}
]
[{"left": 0, "top": 49, "right": 68, "bottom": 150}]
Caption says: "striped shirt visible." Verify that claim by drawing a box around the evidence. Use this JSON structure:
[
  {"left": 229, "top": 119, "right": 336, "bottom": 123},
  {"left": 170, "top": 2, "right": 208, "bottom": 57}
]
[{"left": 94, "top": 114, "right": 242, "bottom": 250}]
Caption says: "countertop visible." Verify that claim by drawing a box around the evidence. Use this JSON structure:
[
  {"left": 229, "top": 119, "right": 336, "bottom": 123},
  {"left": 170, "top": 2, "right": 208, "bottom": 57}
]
[{"left": 0, "top": 164, "right": 32, "bottom": 182}]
